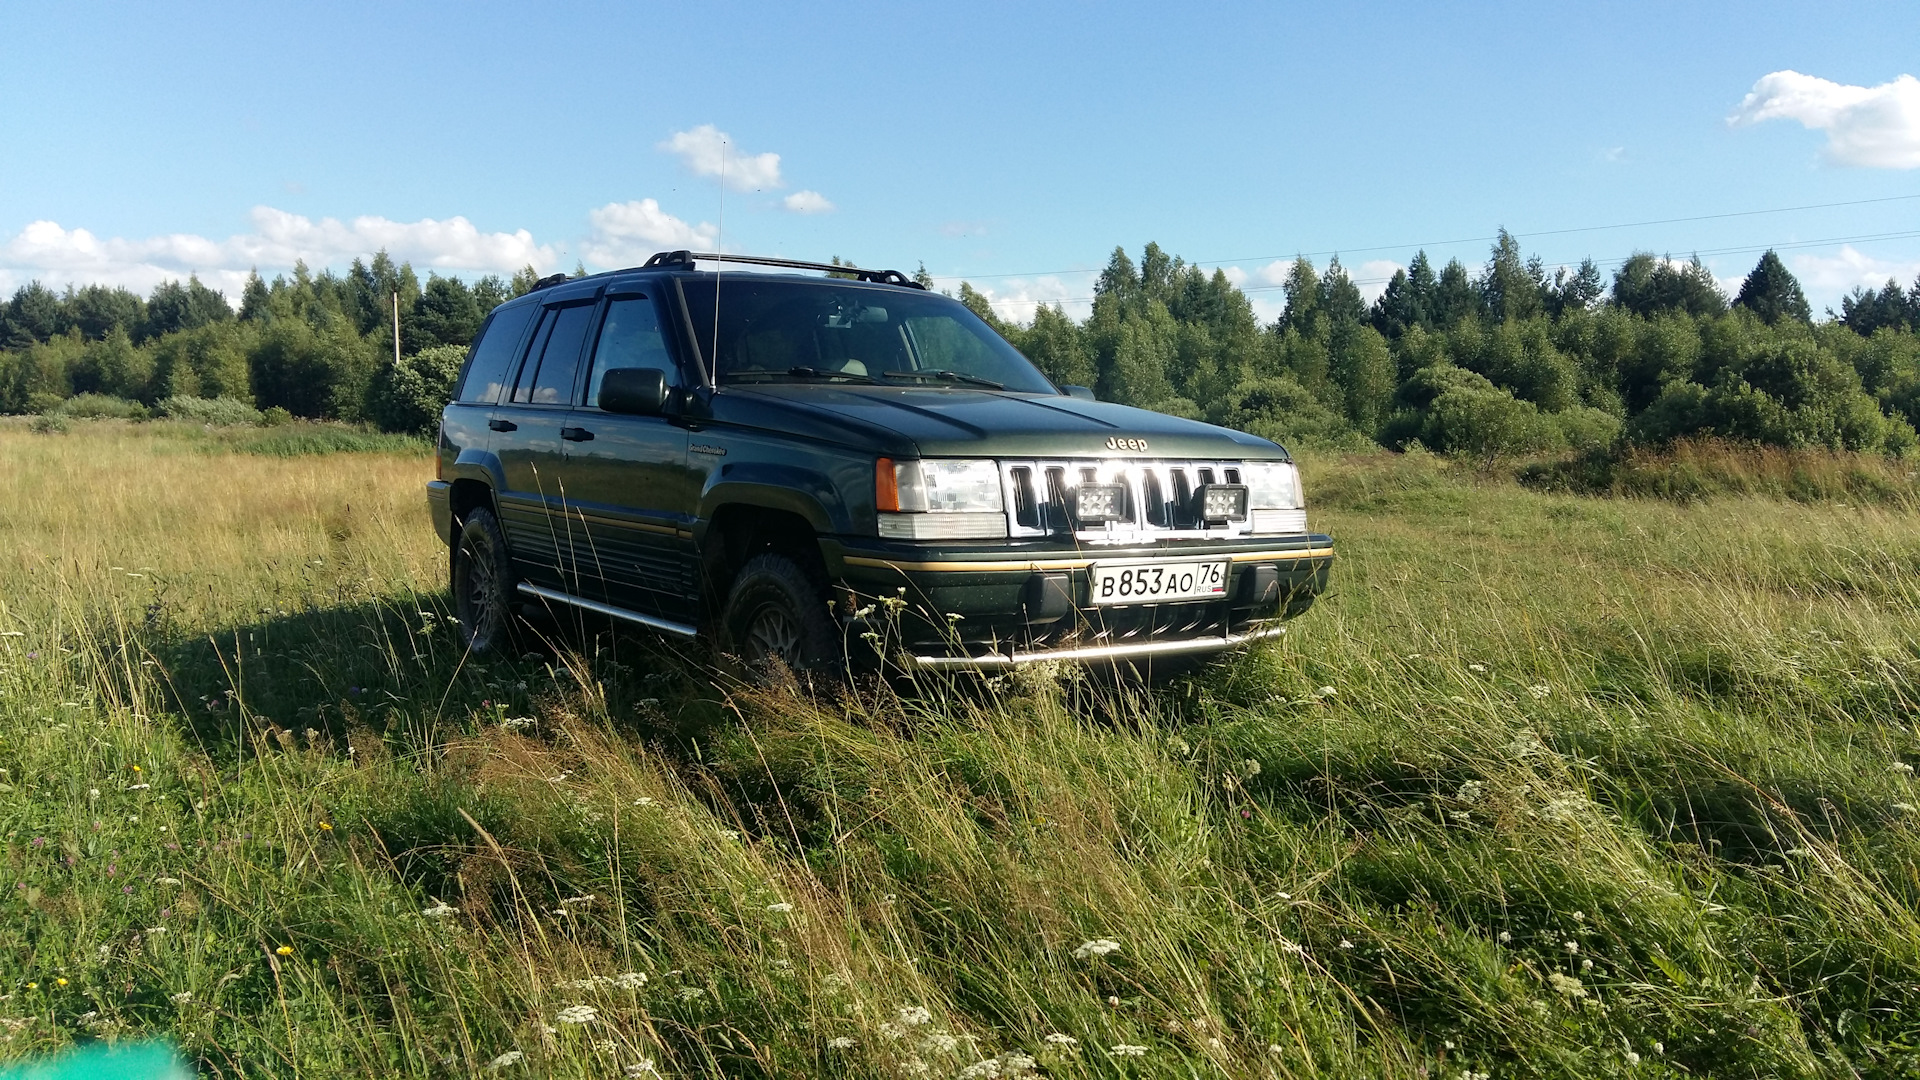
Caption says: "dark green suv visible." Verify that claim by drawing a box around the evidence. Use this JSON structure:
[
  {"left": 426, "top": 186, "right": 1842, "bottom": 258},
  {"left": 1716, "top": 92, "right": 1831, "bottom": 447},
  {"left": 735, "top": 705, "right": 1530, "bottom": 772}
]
[{"left": 427, "top": 251, "right": 1333, "bottom": 671}]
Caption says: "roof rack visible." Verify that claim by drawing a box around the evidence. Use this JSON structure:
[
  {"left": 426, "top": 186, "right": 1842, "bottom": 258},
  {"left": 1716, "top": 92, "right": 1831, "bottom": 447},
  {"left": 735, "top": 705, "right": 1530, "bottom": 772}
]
[{"left": 641, "top": 250, "right": 926, "bottom": 289}]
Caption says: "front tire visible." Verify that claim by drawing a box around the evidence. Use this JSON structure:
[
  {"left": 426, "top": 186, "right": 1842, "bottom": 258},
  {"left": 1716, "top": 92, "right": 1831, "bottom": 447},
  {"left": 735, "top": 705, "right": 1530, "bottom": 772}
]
[
  {"left": 721, "top": 553, "right": 842, "bottom": 674},
  {"left": 452, "top": 506, "right": 519, "bottom": 656}
]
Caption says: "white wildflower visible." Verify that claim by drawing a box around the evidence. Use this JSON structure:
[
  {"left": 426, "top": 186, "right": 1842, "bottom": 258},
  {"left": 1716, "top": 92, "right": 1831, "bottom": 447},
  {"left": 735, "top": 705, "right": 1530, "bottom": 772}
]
[
  {"left": 88, "top": 789, "right": 99, "bottom": 799},
  {"left": 169, "top": 992, "right": 192, "bottom": 1004},
  {"left": 1564, "top": 941, "right": 1579, "bottom": 954},
  {"left": 921, "top": 1032, "right": 959, "bottom": 1053},
  {"left": 561, "top": 894, "right": 596, "bottom": 906},
  {"left": 555, "top": 1004, "right": 598, "bottom": 1024},
  {"left": 144, "top": 926, "right": 166, "bottom": 935},
  {"left": 1497, "top": 931, "right": 1512, "bottom": 943},
  {"left": 827, "top": 1036, "right": 856, "bottom": 1050},
  {"left": 1547, "top": 972, "right": 1587, "bottom": 999},
  {"left": 1528, "top": 683, "right": 1551, "bottom": 699},
  {"left": 1269, "top": 1043, "right": 1284, "bottom": 1054},
  {"left": 897, "top": 1005, "right": 933, "bottom": 1027},
  {"left": 1315, "top": 685, "right": 1337, "bottom": 698},
  {"left": 1654, "top": 1042, "right": 1664, "bottom": 1055},
  {"left": 766, "top": 902, "right": 794, "bottom": 913},
  {"left": 677, "top": 987, "right": 704, "bottom": 1002},
  {"left": 1280, "top": 939, "right": 1306, "bottom": 956},
  {"left": 487, "top": 1050, "right": 525, "bottom": 1069},
  {"left": 1581, "top": 959, "right": 1593, "bottom": 972},
  {"left": 611, "top": 971, "right": 647, "bottom": 989},
  {"left": 624, "top": 1062, "right": 661, "bottom": 1078},
  {"left": 1108, "top": 1043, "right": 1148, "bottom": 1057},
  {"left": 500, "top": 717, "right": 536, "bottom": 731},
  {"left": 421, "top": 901, "right": 458, "bottom": 918},
  {"left": 1468, "top": 663, "right": 1487, "bottom": 673},
  {"left": 821, "top": 972, "right": 850, "bottom": 994},
  {"left": 1455, "top": 780, "right": 1485, "bottom": 803},
  {"left": 1892, "top": 762, "right": 1914, "bottom": 774},
  {"left": 1043, "top": 1033, "right": 1078, "bottom": 1046},
  {"left": 1072, "top": 938, "right": 1121, "bottom": 960},
  {"left": 633, "top": 796, "right": 656, "bottom": 806},
  {"left": 1625, "top": 1050, "right": 1641, "bottom": 1065},
  {"left": 1338, "top": 939, "right": 1354, "bottom": 949}
]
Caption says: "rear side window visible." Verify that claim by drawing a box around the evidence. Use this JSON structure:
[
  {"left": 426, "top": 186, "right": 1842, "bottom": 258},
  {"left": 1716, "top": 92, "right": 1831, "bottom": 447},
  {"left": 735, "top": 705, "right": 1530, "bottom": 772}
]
[
  {"left": 454, "top": 304, "right": 537, "bottom": 404},
  {"left": 513, "top": 302, "right": 596, "bottom": 405}
]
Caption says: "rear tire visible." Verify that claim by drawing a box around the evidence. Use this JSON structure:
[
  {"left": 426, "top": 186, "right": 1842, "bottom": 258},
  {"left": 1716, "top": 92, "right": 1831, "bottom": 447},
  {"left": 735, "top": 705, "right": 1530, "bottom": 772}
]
[
  {"left": 722, "top": 553, "right": 842, "bottom": 674},
  {"left": 452, "top": 506, "right": 519, "bottom": 656}
]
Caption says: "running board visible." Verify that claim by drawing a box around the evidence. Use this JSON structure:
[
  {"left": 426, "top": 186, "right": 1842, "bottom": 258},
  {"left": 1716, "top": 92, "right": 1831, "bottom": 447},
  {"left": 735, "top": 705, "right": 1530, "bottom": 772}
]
[{"left": 516, "top": 583, "right": 699, "bottom": 638}]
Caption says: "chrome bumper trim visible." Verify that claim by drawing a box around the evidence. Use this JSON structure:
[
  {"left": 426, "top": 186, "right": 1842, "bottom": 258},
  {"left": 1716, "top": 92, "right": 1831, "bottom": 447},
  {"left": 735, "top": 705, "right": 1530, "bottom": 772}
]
[
  {"left": 516, "top": 583, "right": 699, "bottom": 638},
  {"left": 907, "top": 623, "right": 1288, "bottom": 669}
]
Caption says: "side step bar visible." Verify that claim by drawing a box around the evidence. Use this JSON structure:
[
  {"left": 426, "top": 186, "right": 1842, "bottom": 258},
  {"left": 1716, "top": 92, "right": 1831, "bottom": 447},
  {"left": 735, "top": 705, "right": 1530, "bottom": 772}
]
[
  {"left": 907, "top": 623, "right": 1289, "bottom": 669},
  {"left": 516, "top": 583, "right": 699, "bottom": 638}
]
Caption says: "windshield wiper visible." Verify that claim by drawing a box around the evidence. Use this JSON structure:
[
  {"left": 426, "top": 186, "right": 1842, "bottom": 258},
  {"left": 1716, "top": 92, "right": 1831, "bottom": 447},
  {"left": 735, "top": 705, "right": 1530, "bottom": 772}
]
[
  {"left": 882, "top": 369, "right": 1005, "bottom": 390},
  {"left": 729, "top": 367, "right": 877, "bottom": 384}
]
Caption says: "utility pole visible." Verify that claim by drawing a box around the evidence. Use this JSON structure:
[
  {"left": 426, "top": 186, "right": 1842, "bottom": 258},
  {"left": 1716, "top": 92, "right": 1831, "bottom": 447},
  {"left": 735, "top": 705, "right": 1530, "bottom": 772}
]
[{"left": 392, "top": 291, "right": 401, "bottom": 365}]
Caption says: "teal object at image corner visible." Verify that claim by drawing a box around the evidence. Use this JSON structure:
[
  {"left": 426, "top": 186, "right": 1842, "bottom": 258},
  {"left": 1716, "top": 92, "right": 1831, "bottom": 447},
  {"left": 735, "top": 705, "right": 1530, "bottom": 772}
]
[{"left": 0, "top": 1043, "right": 190, "bottom": 1080}]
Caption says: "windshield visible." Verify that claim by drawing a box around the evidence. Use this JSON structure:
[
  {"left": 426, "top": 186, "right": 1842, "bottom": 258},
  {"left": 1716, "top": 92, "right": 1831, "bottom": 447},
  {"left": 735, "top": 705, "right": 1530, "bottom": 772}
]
[{"left": 679, "top": 277, "right": 1058, "bottom": 393}]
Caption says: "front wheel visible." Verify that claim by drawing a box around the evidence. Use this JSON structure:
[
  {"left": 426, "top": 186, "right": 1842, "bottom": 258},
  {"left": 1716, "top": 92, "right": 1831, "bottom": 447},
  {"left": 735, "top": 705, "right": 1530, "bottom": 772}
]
[
  {"left": 452, "top": 507, "right": 519, "bottom": 656},
  {"left": 721, "top": 553, "right": 842, "bottom": 674}
]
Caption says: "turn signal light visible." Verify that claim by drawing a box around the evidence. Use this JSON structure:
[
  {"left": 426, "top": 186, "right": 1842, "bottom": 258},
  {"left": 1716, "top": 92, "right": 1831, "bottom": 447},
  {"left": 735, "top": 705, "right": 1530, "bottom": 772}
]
[{"left": 875, "top": 457, "right": 900, "bottom": 512}]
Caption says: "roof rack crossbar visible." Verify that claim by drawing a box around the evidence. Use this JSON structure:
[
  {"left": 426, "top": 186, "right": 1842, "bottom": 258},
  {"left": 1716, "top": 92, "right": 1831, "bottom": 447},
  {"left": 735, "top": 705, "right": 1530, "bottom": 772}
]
[{"left": 641, "top": 250, "right": 925, "bottom": 289}]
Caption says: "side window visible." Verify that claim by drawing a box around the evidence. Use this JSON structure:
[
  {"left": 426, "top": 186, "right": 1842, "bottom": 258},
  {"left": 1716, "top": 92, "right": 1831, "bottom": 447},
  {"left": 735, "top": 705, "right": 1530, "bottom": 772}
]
[
  {"left": 515, "top": 303, "right": 596, "bottom": 406},
  {"left": 509, "top": 310, "right": 555, "bottom": 404},
  {"left": 455, "top": 304, "right": 537, "bottom": 404},
  {"left": 586, "top": 296, "right": 678, "bottom": 409}
]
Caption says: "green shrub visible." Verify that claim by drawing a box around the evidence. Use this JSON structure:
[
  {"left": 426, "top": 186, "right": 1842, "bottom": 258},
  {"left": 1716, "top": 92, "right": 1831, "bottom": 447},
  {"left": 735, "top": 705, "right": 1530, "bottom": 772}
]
[
  {"left": 261, "top": 406, "right": 293, "bottom": 426},
  {"left": 240, "top": 423, "right": 426, "bottom": 457},
  {"left": 364, "top": 344, "right": 466, "bottom": 435},
  {"left": 27, "top": 413, "right": 69, "bottom": 434},
  {"left": 54, "top": 392, "right": 150, "bottom": 420},
  {"left": 157, "top": 395, "right": 264, "bottom": 426}
]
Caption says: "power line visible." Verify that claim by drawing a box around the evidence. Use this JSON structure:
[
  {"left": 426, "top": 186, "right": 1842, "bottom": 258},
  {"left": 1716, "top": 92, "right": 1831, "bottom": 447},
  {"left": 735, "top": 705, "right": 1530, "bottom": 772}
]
[{"left": 932, "top": 192, "right": 1920, "bottom": 283}]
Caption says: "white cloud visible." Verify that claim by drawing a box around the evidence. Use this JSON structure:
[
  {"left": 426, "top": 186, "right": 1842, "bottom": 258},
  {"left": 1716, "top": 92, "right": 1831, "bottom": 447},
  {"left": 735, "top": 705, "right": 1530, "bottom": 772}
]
[
  {"left": 580, "top": 199, "right": 718, "bottom": 267},
  {"left": 1730, "top": 70, "right": 1920, "bottom": 168},
  {"left": 1352, "top": 259, "right": 1404, "bottom": 303},
  {"left": 658, "top": 125, "right": 784, "bottom": 191},
  {"left": 951, "top": 276, "right": 1090, "bottom": 324},
  {"left": 782, "top": 190, "right": 834, "bottom": 214},
  {"left": 0, "top": 207, "right": 555, "bottom": 301},
  {"left": 1788, "top": 245, "right": 1920, "bottom": 308}
]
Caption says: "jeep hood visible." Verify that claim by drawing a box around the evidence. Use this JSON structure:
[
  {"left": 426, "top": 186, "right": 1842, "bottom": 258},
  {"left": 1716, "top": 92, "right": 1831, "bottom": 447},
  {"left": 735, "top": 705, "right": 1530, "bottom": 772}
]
[{"left": 712, "top": 386, "right": 1288, "bottom": 460}]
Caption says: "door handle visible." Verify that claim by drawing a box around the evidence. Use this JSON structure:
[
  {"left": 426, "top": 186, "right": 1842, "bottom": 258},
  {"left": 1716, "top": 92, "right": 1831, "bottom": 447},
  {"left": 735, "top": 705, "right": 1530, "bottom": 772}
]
[
  {"left": 488, "top": 418, "right": 517, "bottom": 432},
  {"left": 561, "top": 426, "right": 595, "bottom": 442}
]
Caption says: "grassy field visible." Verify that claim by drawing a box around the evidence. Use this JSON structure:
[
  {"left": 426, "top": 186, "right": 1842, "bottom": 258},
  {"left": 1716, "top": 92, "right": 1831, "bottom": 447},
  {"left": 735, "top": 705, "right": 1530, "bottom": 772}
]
[{"left": 0, "top": 419, "right": 1916, "bottom": 1079}]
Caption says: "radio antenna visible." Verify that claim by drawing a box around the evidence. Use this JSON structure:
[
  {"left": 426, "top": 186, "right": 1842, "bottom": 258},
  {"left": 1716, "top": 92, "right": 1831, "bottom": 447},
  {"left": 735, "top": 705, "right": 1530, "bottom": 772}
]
[{"left": 711, "top": 135, "right": 724, "bottom": 368}]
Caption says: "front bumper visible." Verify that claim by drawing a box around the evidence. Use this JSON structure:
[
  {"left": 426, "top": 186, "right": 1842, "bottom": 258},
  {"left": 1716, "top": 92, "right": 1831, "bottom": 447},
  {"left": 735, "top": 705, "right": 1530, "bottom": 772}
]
[{"left": 833, "top": 533, "right": 1333, "bottom": 668}]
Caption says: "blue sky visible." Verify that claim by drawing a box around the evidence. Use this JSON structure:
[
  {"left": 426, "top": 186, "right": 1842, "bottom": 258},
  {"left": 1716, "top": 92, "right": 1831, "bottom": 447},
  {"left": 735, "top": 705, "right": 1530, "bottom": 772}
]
[{"left": 3, "top": 0, "right": 1917, "bottom": 321}]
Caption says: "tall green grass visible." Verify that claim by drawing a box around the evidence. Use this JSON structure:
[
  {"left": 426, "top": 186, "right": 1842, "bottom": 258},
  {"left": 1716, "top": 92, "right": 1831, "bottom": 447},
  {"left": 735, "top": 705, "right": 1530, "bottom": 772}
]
[{"left": 0, "top": 425, "right": 1915, "bottom": 1078}]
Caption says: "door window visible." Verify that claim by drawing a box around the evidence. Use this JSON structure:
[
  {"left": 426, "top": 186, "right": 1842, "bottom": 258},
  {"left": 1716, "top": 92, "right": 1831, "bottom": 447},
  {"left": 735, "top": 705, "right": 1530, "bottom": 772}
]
[
  {"left": 515, "top": 302, "right": 596, "bottom": 405},
  {"left": 455, "top": 304, "right": 538, "bottom": 404},
  {"left": 586, "top": 296, "right": 679, "bottom": 408}
]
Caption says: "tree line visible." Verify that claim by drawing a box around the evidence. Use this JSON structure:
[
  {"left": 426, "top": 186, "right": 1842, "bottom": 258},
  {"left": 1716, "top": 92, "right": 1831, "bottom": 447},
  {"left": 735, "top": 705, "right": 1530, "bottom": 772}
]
[
  {"left": 964, "top": 235, "right": 1920, "bottom": 461},
  {"left": 5, "top": 236, "right": 1920, "bottom": 459}
]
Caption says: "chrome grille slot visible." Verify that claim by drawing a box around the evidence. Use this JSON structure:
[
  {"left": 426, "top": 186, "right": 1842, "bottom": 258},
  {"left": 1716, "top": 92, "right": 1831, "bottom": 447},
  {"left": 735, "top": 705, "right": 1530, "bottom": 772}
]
[{"left": 997, "top": 458, "right": 1304, "bottom": 544}]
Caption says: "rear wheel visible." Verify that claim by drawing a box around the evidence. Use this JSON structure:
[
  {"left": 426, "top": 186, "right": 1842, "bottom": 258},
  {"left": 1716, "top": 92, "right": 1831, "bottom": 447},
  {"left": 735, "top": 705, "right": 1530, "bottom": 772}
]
[
  {"left": 452, "top": 506, "right": 519, "bottom": 656},
  {"left": 722, "top": 553, "right": 842, "bottom": 673}
]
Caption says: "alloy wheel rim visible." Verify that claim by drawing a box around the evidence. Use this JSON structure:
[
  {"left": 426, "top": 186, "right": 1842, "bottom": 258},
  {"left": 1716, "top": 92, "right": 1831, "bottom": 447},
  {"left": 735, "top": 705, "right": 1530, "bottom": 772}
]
[
  {"left": 464, "top": 540, "right": 499, "bottom": 646},
  {"left": 743, "top": 603, "right": 802, "bottom": 666}
]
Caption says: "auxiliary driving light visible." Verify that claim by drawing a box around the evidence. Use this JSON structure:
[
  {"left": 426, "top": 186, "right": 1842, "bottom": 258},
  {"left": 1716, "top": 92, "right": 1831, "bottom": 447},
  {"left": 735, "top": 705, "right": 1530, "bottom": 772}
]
[
  {"left": 1199, "top": 483, "right": 1250, "bottom": 523},
  {"left": 1074, "top": 483, "right": 1127, "bottom": 524}
]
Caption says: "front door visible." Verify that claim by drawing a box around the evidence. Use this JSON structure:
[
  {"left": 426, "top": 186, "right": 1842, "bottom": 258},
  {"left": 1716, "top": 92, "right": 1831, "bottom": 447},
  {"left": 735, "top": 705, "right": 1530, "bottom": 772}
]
[
  {"left": 552, "top": 291, "right": 700, "bottom": 622},
  {"left": 492, "top": 297, "right": 598, "bottom": 590}
]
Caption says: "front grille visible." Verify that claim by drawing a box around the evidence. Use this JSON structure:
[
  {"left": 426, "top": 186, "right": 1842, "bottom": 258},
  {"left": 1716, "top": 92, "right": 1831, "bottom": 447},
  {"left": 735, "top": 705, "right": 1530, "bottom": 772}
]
[{"left": 999, "top": 459, "right": 1304, "bottom": 543}]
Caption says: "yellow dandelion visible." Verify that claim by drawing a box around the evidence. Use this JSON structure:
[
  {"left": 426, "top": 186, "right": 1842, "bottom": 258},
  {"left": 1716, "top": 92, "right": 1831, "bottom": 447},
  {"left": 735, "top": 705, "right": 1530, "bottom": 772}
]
[
  {"left": 26, "top": 982, "right": 36, "bottom": 990},
  {"left": 319, "top": 822, "right": 333, "bottom": 832},
  {"left": 276, "top": 945, "right": 293, "bottom": 957},
  {"left": 55, "top": 978, "right": 67, "bottom": 987}
]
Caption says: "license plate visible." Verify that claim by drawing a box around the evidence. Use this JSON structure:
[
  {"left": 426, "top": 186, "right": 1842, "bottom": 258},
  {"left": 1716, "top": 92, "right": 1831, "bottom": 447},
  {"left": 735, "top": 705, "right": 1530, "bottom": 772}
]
[{"left": 1089, "top": 560, "right": 1228, "bottom": 606}]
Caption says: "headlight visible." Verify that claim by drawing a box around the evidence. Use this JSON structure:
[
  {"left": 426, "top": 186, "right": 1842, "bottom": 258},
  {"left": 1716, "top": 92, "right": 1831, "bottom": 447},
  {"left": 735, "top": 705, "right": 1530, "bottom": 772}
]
[
  {"left": 1245, "top": 461, "right": 1307, "bottom": 536},
  {"left": 876, "top": 458, "right": 1008, "bottom": 539},
  {"left": 1244, "top": 462, "right": 1301, "bottom": 509}
]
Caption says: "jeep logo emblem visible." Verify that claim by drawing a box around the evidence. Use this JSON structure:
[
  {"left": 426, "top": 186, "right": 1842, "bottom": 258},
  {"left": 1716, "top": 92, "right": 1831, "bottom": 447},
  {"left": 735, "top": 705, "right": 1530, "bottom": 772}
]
[{"left": 1106, "top": 437, "right": 1148, "bottom": 452}]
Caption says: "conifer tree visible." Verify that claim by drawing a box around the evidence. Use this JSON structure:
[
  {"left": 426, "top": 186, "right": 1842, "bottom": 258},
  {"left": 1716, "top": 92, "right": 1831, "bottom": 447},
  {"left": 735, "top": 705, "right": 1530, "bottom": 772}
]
[{"left": 1733, "top": 250, "right": 1811, "bottom": 325}]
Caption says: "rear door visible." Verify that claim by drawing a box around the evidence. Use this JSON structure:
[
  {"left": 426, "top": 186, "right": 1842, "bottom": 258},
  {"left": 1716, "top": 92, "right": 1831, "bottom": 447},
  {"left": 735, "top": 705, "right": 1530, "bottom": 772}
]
[
  {"left": 553, "top": 288, "right": 700, "bottom": 621},
  {"left": 492, "top": 295, "right": 599, "bottom": 589}
]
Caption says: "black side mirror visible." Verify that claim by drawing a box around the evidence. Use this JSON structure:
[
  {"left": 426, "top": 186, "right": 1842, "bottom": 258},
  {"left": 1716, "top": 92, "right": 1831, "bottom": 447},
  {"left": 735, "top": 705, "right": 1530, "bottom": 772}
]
[
  {"left": 1063, "top": 385, "right": 1096, "bottom": 401},
  {"left": 598, "top": 368, "right": 669, "bottom": 415}
]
